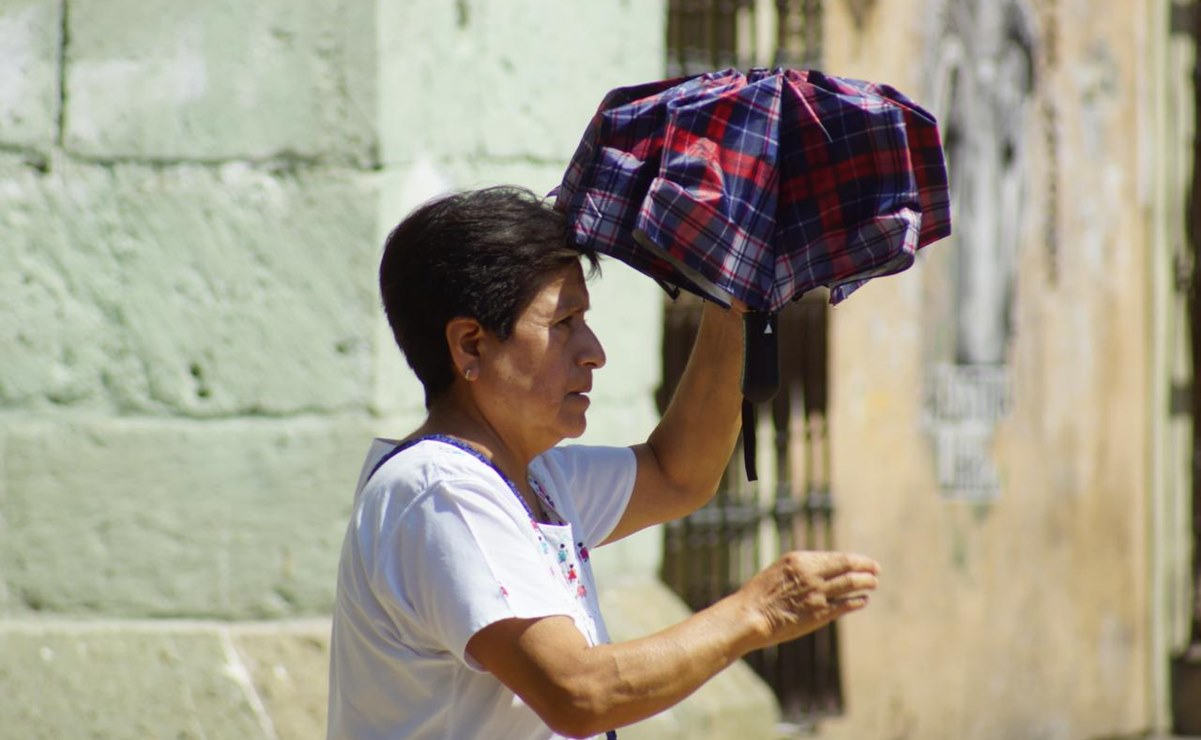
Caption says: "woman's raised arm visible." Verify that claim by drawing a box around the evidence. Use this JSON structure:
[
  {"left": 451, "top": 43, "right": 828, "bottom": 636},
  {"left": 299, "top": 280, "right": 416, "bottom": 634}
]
[{"left": 604, "top": 300, "right": 746, "bottom": 544}]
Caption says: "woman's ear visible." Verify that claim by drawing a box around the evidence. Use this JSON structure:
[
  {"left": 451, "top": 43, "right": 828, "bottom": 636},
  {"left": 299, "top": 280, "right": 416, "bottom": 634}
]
[{"left": 445, "top": 317, "right": 485, "bottom": 381}]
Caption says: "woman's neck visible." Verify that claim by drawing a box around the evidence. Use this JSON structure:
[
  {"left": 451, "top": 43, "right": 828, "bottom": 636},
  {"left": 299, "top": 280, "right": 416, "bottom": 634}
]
[
  {"left": 414, "top": 400, "right": 532, "bottom": 489},
  {"left": 412, "top": 402, "right": 556, "bottom": 521}
]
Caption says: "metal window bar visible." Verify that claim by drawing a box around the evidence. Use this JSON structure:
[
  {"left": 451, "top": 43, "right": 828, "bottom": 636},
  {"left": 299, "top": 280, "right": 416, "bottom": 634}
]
[
  {"left": 1176, "top": 6, "right": 1201, "bottom": 732},
  {"left": 667, "top": 0, "right": 822, "bottom": 77},
  {"left": 657, "top": 293, "right": 842, "bottom": 725},
  {"left": 1187, "top": 0, "right": 1201, "bottom": 658},
  {"left": 775, "top": 0, "right": 823, "bottom": 68}
]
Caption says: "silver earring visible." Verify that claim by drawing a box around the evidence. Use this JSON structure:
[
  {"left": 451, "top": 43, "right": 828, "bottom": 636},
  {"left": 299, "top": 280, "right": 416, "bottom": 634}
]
[{"left": 464, "top": 367, "right": 476, "bottom": 381}]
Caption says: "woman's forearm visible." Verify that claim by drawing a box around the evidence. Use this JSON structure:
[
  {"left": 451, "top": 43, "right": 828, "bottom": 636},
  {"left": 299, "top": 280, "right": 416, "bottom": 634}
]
[
  {"left": 470, "top": 550, "right": 879, "bottom": 738},
  {"left": 545, "top": 549, "right": 877, "bottom": 736},
  {"left": 548, "top": 592, "right": 766, "bottom": 736}
]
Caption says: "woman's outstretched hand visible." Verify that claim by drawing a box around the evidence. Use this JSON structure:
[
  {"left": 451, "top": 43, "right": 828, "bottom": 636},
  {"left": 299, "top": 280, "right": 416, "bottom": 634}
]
[
  {"left": 735, "top": 550, "right": 880, "bottom": 648},
  {"left": 466, "top": 548, "right": 879, "bottom": 737}
]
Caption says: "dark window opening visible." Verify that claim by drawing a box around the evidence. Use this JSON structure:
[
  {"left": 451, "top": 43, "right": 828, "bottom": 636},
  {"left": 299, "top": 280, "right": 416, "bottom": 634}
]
[{"left": 657, "top": 292, "right": 841, "bottom": 726}]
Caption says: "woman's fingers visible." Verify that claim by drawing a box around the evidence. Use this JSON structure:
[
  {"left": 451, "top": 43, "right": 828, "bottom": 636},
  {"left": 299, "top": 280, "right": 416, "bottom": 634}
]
[
  {"left": 828, "top": 594, "right": 871, "bottom": 610},
  {"left": 823, "top": 571, "right": 879, "bottom": 599},
  {"left": 810, "top": 551, "right": 881, "bottom": 578}
]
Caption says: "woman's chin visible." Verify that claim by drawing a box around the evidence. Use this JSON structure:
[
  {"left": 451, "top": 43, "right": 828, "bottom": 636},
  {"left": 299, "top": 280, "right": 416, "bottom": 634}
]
[
  {"left": 559, "top": 414, "right": 589, "bottom": 440},
  {"left": 560, "top": 396, "right": 591, "bottom": 436}
]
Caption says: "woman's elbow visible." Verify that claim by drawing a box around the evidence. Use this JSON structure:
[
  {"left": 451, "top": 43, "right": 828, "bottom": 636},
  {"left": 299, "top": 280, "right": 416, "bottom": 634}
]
[
  {"left": 541, "top": 710, "right": 612, "bottom": 739},
  {"left": 530, "top": 676, "right": 615, "bottom": 738}
]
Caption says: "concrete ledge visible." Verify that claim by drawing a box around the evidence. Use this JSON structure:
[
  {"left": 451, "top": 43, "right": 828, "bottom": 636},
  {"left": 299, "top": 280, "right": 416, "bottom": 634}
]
[
  {"left": 1, "top": 581, "right": 1181, "bottom": 735},
  {"left": 0, "top": 583, "right": 780, "bottom": 740},
  {"left": 0, "top": 618, "right": 330, "bottom": 740}
]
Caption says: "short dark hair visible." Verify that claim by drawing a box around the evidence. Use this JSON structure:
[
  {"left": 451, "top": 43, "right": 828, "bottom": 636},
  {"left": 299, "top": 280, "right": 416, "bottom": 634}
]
[{"left": 379, "top": 186, "right": 599, "bottom": 406}]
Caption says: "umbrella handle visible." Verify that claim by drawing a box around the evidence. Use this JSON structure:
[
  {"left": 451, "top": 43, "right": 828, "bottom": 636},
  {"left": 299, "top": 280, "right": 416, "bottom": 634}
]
[
  {"left": 742, "top": 311, "right": 779, "bottom": 403},
  {"left": 740, "top": 311, "right": 778, "bottom": 483}
]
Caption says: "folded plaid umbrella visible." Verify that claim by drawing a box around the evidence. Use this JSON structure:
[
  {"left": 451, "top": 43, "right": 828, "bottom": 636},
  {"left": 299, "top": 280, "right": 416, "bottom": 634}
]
[{"left": 555, "top": 68, "right": 951, "bottom": 479}]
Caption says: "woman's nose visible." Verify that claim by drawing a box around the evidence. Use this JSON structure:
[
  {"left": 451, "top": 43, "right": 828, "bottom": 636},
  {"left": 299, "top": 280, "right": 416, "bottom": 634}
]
[{"left": 581, "top": 324, "right": 606, "bottom": 369}]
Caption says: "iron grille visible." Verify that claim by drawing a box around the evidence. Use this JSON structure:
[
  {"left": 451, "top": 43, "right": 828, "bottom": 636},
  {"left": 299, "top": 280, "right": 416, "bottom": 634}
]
[
  {"left": 656, "top": 293, "right": 842, "bottom": 725},
  {"left": 666, "top": 0, "right": 823, "bottom": 78}
]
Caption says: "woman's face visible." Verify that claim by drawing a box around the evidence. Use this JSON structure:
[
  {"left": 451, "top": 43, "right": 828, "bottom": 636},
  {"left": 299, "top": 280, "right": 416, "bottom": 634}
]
[{"left": 476, "top": 262, "right": 606, "bottom": 457}]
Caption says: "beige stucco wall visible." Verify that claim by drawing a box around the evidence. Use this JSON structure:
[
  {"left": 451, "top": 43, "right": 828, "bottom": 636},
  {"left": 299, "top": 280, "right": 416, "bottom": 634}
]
[{"left": 815, "top": 1, "right": 1161, "bottom": 738}]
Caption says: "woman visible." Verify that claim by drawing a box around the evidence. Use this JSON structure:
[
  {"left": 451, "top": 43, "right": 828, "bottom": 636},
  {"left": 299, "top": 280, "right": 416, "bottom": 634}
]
[{"left": 327, "top": 186, "right": 880, "bottom": 739}]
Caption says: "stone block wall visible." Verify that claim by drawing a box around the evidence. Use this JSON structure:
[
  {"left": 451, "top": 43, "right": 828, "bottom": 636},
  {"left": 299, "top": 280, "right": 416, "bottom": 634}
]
[
  {"left": 1, "top": 1, "right": 383, "bottom": 734},
  {"left": 0, "top": 1, "right": 780, "bottom": 737}
]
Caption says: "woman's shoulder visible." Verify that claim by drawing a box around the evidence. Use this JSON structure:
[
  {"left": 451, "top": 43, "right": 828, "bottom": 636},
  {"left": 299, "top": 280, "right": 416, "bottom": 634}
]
[
  {"left": 350, "top": 438, "right": 523, "bottom": 541},
  {"left": 367, "top": 437, "right": 501, "bottom": 495},
  {"left": 532, "top": 443, "right": 635, "bottom": 479}
]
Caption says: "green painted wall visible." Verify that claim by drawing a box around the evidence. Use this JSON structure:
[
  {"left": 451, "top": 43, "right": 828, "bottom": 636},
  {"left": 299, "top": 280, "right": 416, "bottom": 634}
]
[{"left": 0, "top": 1, "right": 780, "bottom": 737}]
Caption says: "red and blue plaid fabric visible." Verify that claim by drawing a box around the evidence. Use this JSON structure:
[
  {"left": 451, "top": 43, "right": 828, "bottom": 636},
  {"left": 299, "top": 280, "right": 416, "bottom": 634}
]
[{"left": 554, "top": 68, "right": 951, "bottom": 312}]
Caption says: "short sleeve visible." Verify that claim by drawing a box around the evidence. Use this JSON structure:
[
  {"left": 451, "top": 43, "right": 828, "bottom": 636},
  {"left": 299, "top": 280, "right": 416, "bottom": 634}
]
[
  {"left": 532, "top": 445, "right": 636, "bottom": 548},
  {"left": 370, "top": 476, "right": 575, "bottom": 669}
]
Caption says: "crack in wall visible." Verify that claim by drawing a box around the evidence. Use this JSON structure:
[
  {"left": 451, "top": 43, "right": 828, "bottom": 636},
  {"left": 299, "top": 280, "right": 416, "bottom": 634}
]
[
  {"left": 219, "top": 626, "right": 280, "bottom": 740},
  {"left": 55, "top": 0, "right": 68, "bottom": 149}
]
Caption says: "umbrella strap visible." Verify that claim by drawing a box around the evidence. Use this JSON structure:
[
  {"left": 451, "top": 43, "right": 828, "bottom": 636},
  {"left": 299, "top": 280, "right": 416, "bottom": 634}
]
[{"left": 742, "top": 398, "right": 758, "bottom": 482}]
